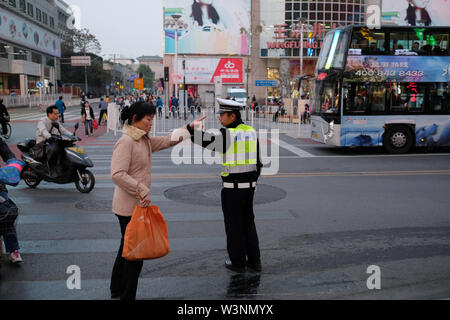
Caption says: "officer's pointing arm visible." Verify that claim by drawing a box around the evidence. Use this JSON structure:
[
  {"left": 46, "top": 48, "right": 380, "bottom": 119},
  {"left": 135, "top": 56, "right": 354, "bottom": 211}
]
[{"left": 188, "top": 117, "right": 231, "bottom": 153}]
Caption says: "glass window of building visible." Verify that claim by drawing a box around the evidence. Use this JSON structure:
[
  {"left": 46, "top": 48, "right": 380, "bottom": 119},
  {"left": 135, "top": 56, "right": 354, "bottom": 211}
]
[
  {"left": 267, "top": 68, "right": 281, "bottom": 98},
  {"left": 36, "top": 8, "right": 42, "bottom": 21},
  {"left": 46, "top": 56, "right": 54, "bottom": 67},
  {"left": 19, "top": 0, "right": 25, "bottom": 12},
  {"left": 0, "top": 43, "right": 8, "bottom": 59},
  {"left": 27, "top": 3, "right": 33, "bottom": 17},
  {"left": 31, "top": 52, "right": 42, "bottom": 64},
  {"left": 9, "top": 0, "right": 16, "bottom": 8},
  {"left": 43, "top": 12, "right": 48, "bottom": 25},
  {"left": 281, "top": 0, "right": 365, "bottom": 59},
  {"left": 27, "top": 76, "right": 40, "bottom": 94},
  {"left": 13, "top": 47, "right": 27, "bottom": 60},
  {"left": 50, "top": 17, "right": 54, "bottom": 28}
]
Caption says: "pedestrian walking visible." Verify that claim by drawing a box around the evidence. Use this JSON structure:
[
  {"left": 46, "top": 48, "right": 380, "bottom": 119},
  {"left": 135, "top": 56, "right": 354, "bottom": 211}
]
[
  {"left": 99, "top": 98, "right": 108, "bottom": 125},
  {"left": 195, "top": 95, "right": 202, "bottom": 114},
  {"left": 171, "top": 95, "right": 179, "bottom": 118},
  {"left": 188, "top": 94, "right": 195, "bottom": 119},
  {"left": 110, "top": 101, "right": 192, "bottom": 300},
  {"left": 81, "top": 101, "right": 95, "bottom": 137},
  {"left": 156, "top": 97, "right": 163, "bottom": 118},
  {"left": 188, "top": 98, "right": 263, "bottom": 273},
  {"left": 55, "top": 96, "right": 66, "bottom": 123}
]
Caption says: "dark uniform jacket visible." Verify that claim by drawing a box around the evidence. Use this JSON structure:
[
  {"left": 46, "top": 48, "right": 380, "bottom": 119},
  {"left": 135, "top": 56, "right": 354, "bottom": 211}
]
[{"left": 187, "top": 119, "right": 263, "bottom": 183}]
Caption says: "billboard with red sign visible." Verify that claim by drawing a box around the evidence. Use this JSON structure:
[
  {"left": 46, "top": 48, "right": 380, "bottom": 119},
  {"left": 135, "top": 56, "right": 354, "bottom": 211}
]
[{"left": 176, "top": 58, "right": 243, "bottom": 84}]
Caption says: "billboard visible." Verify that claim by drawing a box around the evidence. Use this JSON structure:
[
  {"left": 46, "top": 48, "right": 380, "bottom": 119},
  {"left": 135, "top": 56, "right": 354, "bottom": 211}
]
[
  {"left": 164, "top": 0, "right": 251, "bottom": 55},
  {"left": 382, "top": 0, "right": 450, "bottom": 26},
  {"left": 0, "top": 9, "right": 61, "bottom": 57},
  {"left": 345, "top": 55, "right": 450, "bottom": 82},
  {"left": 175, "top": 57, "right": 243, "bottom": 84}
]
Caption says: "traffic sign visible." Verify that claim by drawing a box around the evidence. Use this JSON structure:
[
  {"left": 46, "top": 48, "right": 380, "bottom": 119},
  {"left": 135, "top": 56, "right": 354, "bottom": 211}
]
[
  {"left": 134, "top": 78, "right": 144, "bottom": 91},
  {"left": 36, "top": 81, "right": 43, "bottom": 89},
  {"left": 255, "top": 80, "right": 279, "bottom": 87},
  {"left": 71, "top": 56, "right": 91, "bottom": 67}
]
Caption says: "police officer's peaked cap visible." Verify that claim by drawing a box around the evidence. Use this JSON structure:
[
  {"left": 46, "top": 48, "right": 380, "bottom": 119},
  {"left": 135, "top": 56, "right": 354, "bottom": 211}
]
[{"left": 216, "top": 98, "right": 244, "bottom": 114}]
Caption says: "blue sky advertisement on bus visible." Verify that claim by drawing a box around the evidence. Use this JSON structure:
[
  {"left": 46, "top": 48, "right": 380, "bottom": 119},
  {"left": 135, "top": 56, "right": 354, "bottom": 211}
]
[
  {"left": 341, "top": 117, "right": 450, "bottom": 148},
  {"left": 345, "top": 55, "right": 450, "bottom": 82}
]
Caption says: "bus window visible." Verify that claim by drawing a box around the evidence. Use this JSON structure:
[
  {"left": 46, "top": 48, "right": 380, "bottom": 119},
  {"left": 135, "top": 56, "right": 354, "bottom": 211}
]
[
  {"left": 426, "top": 32, "right": 450, "bottom": 56},
  {"left": 371, "top": 84, "right": 386, "bottom": 113},
  {"left": 343, "top": 82, "right": 369, "bottom": 114},
  {"left": 344, "top": 82, "right": 386, "bottom": 114},
  {"left": 390, "top": 82, "right": 425, "bottom": 113},
  {"left": 429, "top": 83, "right": 450, "bottom": 113},
  {"left": 316, "top": 31, "right": 334, "bottom": 71},
  {"left": 319, "top": 81, "right": 339, "bottom": 114},
  {"left": 351, "top": 28, "right": 387, "bottom": 55},
  {"left": 332, "top": 31, "right": 350, "bottom": 68}
]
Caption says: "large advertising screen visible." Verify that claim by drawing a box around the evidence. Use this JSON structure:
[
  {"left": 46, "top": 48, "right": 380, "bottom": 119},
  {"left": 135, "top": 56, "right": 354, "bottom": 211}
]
[
  {"left": 382, "top": 0, "right": 450, "bottom": 26},
  {"left": 0, "top": 8, "right": 61, "bottom": 57},
  {"left": 164, "top": 0, "right": 251, "bottom": 55}
]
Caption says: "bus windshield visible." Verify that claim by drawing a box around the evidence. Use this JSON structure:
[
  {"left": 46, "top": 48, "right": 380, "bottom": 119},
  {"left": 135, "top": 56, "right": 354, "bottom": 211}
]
[{"left": 316, "top": 29, "right": 350, "bottom": 71}]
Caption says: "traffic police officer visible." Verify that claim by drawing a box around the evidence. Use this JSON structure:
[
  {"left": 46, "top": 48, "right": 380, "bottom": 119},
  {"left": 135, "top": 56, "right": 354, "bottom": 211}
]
[{"left": 188, "top": 98, "right": 262, "bottom": 273}]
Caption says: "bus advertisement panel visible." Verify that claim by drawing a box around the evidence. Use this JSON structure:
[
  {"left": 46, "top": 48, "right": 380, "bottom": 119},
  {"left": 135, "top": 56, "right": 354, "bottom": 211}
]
[{"left": 345, "top": 56, "right": 450, "bottom": 82}]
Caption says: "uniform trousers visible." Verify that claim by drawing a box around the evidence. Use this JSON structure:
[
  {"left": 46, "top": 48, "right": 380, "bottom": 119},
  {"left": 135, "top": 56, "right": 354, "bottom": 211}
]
[{"left": 221, "top": 186, "right": 261, "bottom": 267}]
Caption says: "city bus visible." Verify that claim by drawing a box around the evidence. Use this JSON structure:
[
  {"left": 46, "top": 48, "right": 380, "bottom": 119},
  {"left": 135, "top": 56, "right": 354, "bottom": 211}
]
[{"left": 310, "top": 25, "right": 450, "bottom": 153}]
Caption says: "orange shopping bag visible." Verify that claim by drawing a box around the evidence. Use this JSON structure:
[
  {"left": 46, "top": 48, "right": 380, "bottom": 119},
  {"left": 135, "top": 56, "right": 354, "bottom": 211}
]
[{"left": 122, "top": 205, "right": 170, "bottom": 261}]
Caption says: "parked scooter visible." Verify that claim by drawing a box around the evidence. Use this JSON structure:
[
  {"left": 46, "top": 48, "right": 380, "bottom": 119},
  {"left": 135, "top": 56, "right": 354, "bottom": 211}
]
[{"left": 17, "top": 123, "right": 95, "bottom": 193}]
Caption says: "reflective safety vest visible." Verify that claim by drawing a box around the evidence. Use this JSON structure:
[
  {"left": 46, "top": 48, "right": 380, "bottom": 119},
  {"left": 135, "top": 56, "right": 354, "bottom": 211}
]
[{"left": 221, "top": 124, "right": 258, "bottom": 177}]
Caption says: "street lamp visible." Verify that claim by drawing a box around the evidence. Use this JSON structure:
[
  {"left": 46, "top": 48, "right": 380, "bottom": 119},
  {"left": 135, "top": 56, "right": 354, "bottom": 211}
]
[
  {"left": 295, "top": 19, "right": 313, "bottom": 138},
  {"left": 295, "top": 18, "right": 311, "bottom": 99},
  {"left": 172, "top": 14, "right": 181, "bottom": 100}
]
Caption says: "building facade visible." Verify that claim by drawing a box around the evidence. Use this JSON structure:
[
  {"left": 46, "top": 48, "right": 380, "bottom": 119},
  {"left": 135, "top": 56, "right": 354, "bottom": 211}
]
[
  {"left": 136, "top": 55, "right": 164, "bottom": 81},
  {"left": 163, "top": 0, "right": 368, "bottom": 105},
  {"left": 0, "top": 0, "right": 68, "bottom": 97},
  {"left": 257, "top": 0, "right": 367, "bottom": 100}
]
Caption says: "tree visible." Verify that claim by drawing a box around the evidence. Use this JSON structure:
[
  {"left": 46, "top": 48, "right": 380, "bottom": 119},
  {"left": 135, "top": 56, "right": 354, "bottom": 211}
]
[
  {"left": 60, "top": 28, "right": 108, "bottom": 95},
  {"left": 62, "top": 28, "right": 101, "bottom": 55},
  {"left": 137, "top": 64, "right": 155, "bottom": 89}
]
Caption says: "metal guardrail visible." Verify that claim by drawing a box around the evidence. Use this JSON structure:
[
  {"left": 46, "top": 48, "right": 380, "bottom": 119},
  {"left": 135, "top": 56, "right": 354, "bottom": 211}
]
[
  {"left": 2, "top": 94, "right": 101, "bottom": 109},
  {"left": 1, "top": 94, "right": 73, "bottom": 108}
]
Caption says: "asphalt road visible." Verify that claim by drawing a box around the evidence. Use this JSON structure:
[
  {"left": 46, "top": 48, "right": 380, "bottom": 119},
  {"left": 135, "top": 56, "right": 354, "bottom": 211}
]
[{"left": 1, "top": 106, "right": 449, "bottom": 300}]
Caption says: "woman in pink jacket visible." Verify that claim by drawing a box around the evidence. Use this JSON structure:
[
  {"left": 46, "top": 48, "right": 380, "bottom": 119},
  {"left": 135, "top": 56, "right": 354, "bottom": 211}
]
[{"left": 110, "top": 101, "right": 192, "bottom": 300}]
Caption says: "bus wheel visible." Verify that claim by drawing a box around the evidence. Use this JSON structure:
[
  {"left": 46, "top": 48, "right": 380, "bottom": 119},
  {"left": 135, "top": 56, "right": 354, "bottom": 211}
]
[{"left": 383, "top": 126, "right": 414, "bottom": 154}]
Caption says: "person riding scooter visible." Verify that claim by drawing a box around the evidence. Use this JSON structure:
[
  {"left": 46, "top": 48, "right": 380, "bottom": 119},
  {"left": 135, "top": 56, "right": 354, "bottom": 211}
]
[{"left": 33, "top": 105, "right": 72, "bottom": 176}]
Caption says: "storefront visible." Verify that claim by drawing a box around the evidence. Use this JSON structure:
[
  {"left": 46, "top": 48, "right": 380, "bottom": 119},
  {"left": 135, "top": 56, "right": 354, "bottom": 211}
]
[{"left": 0, "top": 6, "right": 61, "bottom": 97}]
